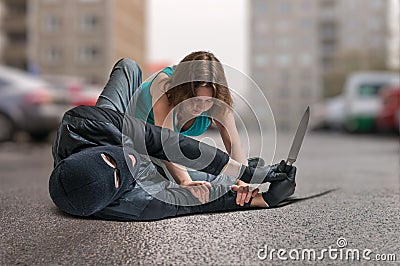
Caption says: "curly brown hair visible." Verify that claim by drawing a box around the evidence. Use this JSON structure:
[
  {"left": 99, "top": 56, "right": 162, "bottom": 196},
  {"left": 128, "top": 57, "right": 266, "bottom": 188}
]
[{"left": 165, "top": 51, "right": 233, "bottom": 115}]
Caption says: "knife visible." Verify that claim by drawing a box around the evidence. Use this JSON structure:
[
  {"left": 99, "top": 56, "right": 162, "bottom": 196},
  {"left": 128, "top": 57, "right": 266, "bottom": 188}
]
[{"left": 278, "top": 106, "right": 310, "bottom": 173}]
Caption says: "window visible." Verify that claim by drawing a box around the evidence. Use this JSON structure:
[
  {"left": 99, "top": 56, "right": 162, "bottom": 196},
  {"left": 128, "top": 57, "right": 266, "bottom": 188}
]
[
  {"left": 299, "top": 53, "right": 312, "bottom": 66},
  {"left": 277, "top": 1, "right": 290, "bottom": 13},
  {"left": 45, "top": 15, "right": 60, "bottom": 32},
  {"left": 358, "top": 83, "right": 386, "bottom": 97},
  {"left": 80, "top": 15, "right": 99, "bottom": 31},
  {"left": 254, "top": 2, "right": 267, "bottom": 14},
  {"left": 254, "top": 55, "right": 269, "bottom": 67},
  {"left": 276, "top": 54, "right": 291, "bottom": 67},
  {"left": 44, "top": 47, "right": 61, "bottom": 63},
  {"left": 79, "top": 46, "right": 100, "bottom": 63}
]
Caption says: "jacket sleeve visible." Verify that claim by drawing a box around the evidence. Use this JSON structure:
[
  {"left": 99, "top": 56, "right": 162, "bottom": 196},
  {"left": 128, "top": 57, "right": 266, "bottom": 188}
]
[
  {"left": 145, "top": 123, "right": 229, "bottom": 176},
  {"left": 121, "top": 110, "right": 230, "bottom": 176},
  {"left": 52, "top": 106, "right": 123, "bottom": 166},
  {"left": 53, "top": 106, "right": 229, "bottom": 176}
]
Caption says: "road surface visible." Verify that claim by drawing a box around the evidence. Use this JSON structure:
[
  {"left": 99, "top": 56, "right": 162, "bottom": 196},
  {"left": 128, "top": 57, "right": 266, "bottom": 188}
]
[{"left": 0, "top": 132, "right": 399, "bottom": 265}]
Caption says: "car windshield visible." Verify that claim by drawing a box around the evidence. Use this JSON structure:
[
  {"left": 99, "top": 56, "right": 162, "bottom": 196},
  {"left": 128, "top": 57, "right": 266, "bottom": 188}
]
[{"left": 358, "top": 83, "right": 387, "bottom": 97}]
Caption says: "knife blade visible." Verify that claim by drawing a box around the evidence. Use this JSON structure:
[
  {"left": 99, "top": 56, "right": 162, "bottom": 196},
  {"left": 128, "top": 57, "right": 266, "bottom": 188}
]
[{"left": 286, "top": 106, "right": 310, "bottom": 166}]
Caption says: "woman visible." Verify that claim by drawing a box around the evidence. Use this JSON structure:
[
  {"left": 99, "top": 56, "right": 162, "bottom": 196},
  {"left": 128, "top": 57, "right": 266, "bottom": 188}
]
[{"left": 99, "top": 52, "right": 249, "bottom": 192}]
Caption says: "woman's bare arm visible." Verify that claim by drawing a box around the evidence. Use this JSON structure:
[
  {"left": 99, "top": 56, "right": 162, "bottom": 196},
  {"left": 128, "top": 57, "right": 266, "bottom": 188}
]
[
  {"left": 151, "top": 79, "right": 207, "bottom": 188},
  {"left": 215, "top": 111, "right": 247, "bottom": 165}
]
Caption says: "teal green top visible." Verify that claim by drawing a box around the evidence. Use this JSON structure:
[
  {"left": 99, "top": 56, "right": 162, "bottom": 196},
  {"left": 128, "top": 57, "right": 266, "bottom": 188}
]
[{"left": 134, "top": 67, "right": 211, "bottom": 137}]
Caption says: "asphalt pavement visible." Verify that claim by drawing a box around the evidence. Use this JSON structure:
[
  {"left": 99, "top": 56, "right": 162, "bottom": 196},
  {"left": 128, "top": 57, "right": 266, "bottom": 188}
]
[{"left": 0, "top": 131, "right": 399, "bottom": 265}]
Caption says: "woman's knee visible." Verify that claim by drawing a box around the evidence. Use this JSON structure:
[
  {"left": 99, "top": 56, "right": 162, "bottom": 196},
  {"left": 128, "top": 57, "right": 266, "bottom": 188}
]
[{"left": 114, "top": 58, "right": 142, "bottom": 74}]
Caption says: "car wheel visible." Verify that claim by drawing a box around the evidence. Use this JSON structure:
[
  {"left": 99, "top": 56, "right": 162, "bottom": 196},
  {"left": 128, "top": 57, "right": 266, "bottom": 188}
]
[
  {"left": 0, "top": 113, "right": 14, "bottom": 142},
  {"left": 29, "top": 131, "right": 51, "bottom": 142}
]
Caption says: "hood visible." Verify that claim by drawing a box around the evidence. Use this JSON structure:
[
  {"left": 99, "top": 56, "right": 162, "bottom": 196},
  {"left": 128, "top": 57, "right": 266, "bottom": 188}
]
[{"left": 49, "top": 146, "right": 139, "bottom": 216}]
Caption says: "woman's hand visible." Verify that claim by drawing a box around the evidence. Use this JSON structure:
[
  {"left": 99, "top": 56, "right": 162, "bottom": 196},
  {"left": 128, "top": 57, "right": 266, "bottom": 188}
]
[
  {"left": 180, "top": 180, "right": 212, "bottom": 204},
  {"left": 231, "top": 182, "right": 259, "bottom": 206}
]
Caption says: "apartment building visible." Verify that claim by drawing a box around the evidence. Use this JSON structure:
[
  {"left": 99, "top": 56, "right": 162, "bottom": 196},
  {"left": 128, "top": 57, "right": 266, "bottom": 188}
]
[
  {"left": 28, "top": 0, "right": 146, "bottom": 84},
  {"left": 0, "top": 0, "right": 145, "bottom": 85},
  {"left": 250, "top": 0, "right": 399, "bottom": 130}
]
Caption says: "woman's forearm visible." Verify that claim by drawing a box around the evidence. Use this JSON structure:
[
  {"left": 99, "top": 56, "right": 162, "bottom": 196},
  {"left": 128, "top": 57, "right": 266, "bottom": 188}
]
[
  {"left": 142, "top": 123, "right": 229, "bottom": 175},
  {"left": 216, "top": 114, "right": 248, "bottom": 165},
  {"left": 163, "top": 160, "right": 193, "bottom": 185},
  {"left": 230, "top": 141, "right": 247, "bottom": 165},
  {"left": 221, "top": 132, "right": 247, "bottom": 165},
  {"left": 220, "top": 158, "right": 243, "bottom": 178}
]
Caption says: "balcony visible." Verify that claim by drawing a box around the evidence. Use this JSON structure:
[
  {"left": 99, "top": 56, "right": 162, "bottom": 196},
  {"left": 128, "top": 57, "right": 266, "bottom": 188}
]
[
  {"left": 2, "top": 43, "right": 27, "bottom": 60},
  {"left": 2, "top": 16, "right": 27, "bottom": 33}
]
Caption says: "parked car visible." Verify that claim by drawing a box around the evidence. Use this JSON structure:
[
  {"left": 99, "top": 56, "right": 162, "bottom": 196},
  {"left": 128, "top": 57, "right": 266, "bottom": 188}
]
[
  {"left": 310, "top": 96, "right": 346, "bottom": 131},
  {"left": 343, "top": 72, "right": 399, "bottom": 132},
  {"left": 311, "top": 71, "right": 399, "bottom": 132},
  {"left": 41, "top": 75, "right": 101, "bottom": 107},
  {"left": 376, "top": 86, "right": 400, "bottom": 133},
  {"left": 0, "top": 66, "right": 71, "bottom": 142}
]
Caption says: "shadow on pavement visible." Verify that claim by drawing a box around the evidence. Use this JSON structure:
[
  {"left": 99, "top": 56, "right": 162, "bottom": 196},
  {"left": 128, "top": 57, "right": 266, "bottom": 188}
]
[
  {"left": 47, "top": 189, "right": 340, "bottom": 222},
  {"left": 272, "top": 188, "right": 339, "bottom": 208}
]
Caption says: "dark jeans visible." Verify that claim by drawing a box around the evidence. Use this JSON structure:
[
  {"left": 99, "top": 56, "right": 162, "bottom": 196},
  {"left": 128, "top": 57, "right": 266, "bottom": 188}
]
[{"left": 96, "top": 58, "right": 143, "bottom": 114}]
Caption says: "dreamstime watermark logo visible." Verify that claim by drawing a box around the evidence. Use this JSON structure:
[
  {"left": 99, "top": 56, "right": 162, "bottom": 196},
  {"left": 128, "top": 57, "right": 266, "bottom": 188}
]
[{"left": 257, "top": 237, "right": 397, "bottom": 262}]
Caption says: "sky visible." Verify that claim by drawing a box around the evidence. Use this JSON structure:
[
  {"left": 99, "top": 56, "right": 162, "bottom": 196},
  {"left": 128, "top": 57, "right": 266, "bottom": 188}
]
[{"left": 146, "top": 0, "right": 248, "bottom": 73}]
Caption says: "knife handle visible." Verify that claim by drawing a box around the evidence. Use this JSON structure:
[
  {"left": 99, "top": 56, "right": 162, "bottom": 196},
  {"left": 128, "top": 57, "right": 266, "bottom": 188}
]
[{"left": 278, "top": 160, "right": 292, "bottom": 174}]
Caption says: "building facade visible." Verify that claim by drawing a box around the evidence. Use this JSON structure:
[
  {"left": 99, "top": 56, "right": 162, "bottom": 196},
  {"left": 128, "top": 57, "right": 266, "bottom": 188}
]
[
  {"left": 0, "top": 0, "right": 28, "bottom": 69},
  {"left": 0, "top": 0, "right": 145, "bottom": 85},
  {"left": 28, "top": 0, "right": 146, "bottom": 84},
  {"left": 249, "top": 0, "right": 399, "bottom": 130},
  {"left": 0, "top": 1, "right": 5, "bottom": 63}
]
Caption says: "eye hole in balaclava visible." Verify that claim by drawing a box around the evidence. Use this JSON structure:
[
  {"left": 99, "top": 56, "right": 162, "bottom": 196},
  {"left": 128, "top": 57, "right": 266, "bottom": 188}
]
[{"left": 101, "top": 153, "right": 120, "bottom": 189}]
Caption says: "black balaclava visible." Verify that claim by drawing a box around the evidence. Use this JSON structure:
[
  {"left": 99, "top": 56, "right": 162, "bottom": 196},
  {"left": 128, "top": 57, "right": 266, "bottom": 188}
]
[{"left": 49, "top": 146, "right": 140, "bottom": 217}]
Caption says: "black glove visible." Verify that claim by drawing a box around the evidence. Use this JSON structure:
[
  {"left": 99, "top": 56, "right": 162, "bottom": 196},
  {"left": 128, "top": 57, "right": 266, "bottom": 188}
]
[
  {"left": 277, "top": 160, "right": 293, "bottom": 175},
  {"left": 247, "top": 157, "right": 265, "bottom": 168},
  {"left": 239, "top": 162, "right": 288, "bottom": 184},
  {"left": 262, "top": 166, "right": 297, "bottom": 207}
]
